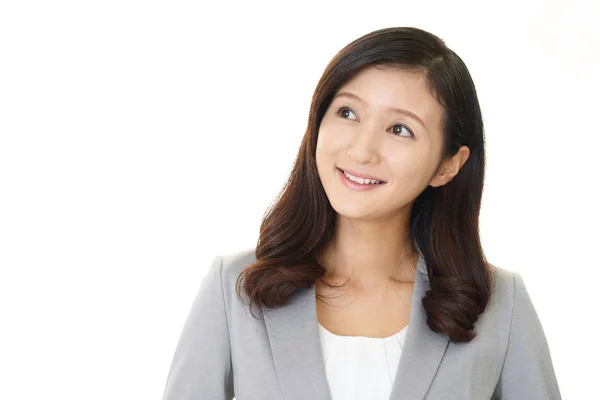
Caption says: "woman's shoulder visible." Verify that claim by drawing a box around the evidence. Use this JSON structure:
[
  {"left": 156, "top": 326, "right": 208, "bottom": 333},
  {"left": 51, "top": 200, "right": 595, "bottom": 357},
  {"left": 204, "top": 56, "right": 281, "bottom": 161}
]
[
  {"left": 489, "top": 262, "right": 517, "bottom": 299},
  {"left": 206, "top": 248, "right": 257, "bottom": 298},
  {"left": 488, "top": 262, "right": 526, "bottom": 305},
  {"left": 219, "top": 247, "right": 257, "bottom": 278},
  {"left": 478, "top": 262, "right": 534, "bottom": 330}
]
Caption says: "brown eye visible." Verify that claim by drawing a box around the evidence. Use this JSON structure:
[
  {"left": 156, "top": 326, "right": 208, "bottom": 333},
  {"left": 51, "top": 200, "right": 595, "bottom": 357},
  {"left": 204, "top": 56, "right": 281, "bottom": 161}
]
[
  {"left": 335, "top": 105, "right": 357, "bottom": 120},
  {"left": 391, "top": 123, "right": 414, "bottom": 138}
]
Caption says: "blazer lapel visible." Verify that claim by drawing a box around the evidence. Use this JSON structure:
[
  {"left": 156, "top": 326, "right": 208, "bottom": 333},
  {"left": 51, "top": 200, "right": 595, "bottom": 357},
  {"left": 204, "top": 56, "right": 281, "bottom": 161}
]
[
  {"left": 389, "top": 251, "right": 450, "bottom": 399},
  {"left": 263, "top": 280, "right": 332, "bottom": 400},
  {"left": 263, "top": 250, "right": 450, "bottom": 400}
]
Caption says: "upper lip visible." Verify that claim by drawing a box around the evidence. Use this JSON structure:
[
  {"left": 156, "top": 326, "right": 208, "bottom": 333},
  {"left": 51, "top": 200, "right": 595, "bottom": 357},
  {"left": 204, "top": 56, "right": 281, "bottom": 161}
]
[{"left": 338, "top": 167, "right": 386, "bottom": 182}]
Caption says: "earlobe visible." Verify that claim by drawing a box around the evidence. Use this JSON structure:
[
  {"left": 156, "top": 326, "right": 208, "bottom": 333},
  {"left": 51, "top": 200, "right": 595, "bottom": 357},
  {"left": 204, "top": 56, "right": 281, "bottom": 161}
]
[
  {"left": 429, "top": 168, "right": 448, "bottom": 188},
  {"left": 429, "top": 146, "right": 470, "bottom": 188},
  {"left": 428, "top": 160, "right": 448, "bottom": 188}
]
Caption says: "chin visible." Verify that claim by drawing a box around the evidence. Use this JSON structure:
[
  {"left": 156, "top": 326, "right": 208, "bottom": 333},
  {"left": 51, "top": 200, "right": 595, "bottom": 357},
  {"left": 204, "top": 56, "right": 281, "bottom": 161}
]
[{"left": 329, "top": 199, "right": 375, "bottom": 220}]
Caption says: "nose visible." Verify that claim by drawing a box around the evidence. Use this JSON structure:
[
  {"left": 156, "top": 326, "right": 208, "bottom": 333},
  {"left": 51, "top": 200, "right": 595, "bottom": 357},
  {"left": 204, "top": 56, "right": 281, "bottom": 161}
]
[{"left": 346, "top": 126, "right": 381, "bottom": 164}]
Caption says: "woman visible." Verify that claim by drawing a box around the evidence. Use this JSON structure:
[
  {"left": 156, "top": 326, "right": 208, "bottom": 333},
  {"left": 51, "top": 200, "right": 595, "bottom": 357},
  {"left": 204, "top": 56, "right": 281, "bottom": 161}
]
[{"left": 162, "top": 27, "right": 561, "bottom": 399}]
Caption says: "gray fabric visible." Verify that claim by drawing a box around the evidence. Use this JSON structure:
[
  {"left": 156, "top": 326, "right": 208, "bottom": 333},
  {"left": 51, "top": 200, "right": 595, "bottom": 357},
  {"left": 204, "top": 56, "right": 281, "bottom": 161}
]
[{"left": 162, "top": 248, "right": 561, "bottom": 399}]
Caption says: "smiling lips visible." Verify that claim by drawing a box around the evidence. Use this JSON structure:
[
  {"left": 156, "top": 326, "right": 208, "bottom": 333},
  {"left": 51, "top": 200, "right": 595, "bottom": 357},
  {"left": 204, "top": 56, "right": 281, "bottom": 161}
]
[
  {"left": 337, "top": 167, "right": 386, "bottom": 183},
  {"left": 337, "top": 168, "right": 386, "bottom": 191}
]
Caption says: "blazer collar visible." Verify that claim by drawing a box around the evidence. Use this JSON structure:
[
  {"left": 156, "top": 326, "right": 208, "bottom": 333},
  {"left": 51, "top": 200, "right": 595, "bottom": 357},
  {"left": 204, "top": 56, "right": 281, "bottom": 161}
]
[{"left": 262, "top": 248, "right": 450, "bottom": 400}]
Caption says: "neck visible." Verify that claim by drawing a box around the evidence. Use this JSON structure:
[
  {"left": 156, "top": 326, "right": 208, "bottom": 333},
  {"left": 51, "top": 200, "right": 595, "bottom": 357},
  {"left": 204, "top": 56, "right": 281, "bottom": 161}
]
[{"left": 317, "top": 213, "right": 419, "bottom": 293}]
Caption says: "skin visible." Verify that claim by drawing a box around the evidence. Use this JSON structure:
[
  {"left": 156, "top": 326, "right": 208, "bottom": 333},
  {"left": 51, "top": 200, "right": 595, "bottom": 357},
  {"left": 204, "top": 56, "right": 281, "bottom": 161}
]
[{"left": 314, "top": 64, "right": 470, "bottom": 338}]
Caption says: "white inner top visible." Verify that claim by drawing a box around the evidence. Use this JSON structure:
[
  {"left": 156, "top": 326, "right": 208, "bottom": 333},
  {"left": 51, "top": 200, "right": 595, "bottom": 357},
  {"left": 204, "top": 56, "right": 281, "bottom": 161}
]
[{"left": 317, "top": 322, "right": 408, "bottom": 400}]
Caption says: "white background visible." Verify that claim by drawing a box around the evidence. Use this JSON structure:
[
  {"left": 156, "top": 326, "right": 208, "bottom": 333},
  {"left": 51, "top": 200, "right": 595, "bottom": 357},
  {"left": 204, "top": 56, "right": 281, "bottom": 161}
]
[{"left": 1, "top": 1, "right": 598, "bottom": 399}]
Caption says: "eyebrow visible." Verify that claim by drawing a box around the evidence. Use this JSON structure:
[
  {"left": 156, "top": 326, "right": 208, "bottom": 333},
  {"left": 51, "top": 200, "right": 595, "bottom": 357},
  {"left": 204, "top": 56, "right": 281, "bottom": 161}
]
[{"left": 333, "top": 91, "right": 426, "bottom": 128}]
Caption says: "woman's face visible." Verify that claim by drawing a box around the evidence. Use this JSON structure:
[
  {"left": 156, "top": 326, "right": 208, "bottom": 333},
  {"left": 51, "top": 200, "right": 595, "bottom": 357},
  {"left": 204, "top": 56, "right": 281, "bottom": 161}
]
[{"left": 316, "top": 65, "right": 449, "bottom": 221}]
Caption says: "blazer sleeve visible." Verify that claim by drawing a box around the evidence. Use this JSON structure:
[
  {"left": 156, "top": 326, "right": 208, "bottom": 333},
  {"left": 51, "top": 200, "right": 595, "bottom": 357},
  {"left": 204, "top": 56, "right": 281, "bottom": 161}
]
[
  {"left": 493, "top": 271, "right": 561, "bottom": 399},
  {"left": 162, "top": 255, "right": 235, "bottom": 400}
]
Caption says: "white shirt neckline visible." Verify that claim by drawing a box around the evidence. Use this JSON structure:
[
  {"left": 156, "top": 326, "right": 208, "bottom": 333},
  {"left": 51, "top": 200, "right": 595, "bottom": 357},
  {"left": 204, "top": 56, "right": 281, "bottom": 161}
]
[{"left": 317, "top": 322, "right": 408, "bottom": 340}]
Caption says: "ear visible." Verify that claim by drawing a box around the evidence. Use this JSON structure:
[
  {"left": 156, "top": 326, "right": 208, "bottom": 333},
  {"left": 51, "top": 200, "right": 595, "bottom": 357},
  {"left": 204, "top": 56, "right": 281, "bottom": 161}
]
[{"left": 429, "top": 146, "right": 470, "bottom": 187}]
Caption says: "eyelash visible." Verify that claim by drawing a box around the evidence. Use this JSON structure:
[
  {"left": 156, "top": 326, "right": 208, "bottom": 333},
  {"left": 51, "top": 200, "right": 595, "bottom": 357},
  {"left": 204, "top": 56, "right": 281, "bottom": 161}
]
[{"left": 334, "top": 104, "right": 415, "bottom": 138}]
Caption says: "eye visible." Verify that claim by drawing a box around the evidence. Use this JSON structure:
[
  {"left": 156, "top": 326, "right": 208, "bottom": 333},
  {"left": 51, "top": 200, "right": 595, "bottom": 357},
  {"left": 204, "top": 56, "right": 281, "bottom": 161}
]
[
  {"left": 390, "top": 123, "right": 414, "bottom": 138},
  {"left": 335, "top": 104, "right": 357, "bottom": 120},
  {"left": 335, "top": 104, "right": 415, "bottom": 138},
  {"left": 335, "top": 105, "right": 356, "bottom": 120}
]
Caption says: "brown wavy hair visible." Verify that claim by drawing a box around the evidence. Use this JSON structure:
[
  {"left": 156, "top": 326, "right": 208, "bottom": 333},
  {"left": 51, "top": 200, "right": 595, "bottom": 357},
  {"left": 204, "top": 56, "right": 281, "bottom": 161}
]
[{"left": 235, "top": 26, "right": 493, "bottom": 343}]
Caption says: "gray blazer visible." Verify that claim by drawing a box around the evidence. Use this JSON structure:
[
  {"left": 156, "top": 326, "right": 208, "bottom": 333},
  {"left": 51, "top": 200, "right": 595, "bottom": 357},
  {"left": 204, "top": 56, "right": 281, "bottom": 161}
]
[{"left": 162, "top": 248, "right": 561, "bottom": 399}]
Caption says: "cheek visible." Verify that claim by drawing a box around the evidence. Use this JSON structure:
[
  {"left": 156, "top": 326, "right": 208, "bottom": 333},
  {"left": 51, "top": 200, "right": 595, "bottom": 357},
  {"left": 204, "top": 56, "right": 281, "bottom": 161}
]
[
  {"left": 317, "top": 126, "right": 349, "bottom": 156},
  {"left": 385, "top": 153, "right": 436, "bottom": 193},
  {"left": 315, "top": 131, "right": 331, "bottom": 175},
  {"left": 316, "top": 128, "right": 340, "bottom": 161}
]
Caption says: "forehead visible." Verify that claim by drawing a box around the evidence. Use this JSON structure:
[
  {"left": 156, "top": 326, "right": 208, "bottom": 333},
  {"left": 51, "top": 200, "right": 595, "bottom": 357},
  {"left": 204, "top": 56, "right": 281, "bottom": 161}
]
[{"left": 335, "top": 65, "right": 445, "bottom": 134}]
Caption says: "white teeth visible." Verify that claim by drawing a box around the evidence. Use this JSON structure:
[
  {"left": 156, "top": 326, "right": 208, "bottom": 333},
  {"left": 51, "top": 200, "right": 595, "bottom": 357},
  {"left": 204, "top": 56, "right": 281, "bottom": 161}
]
[{"left": 343, "top": 171, "right": 382, "bottom": 185}]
